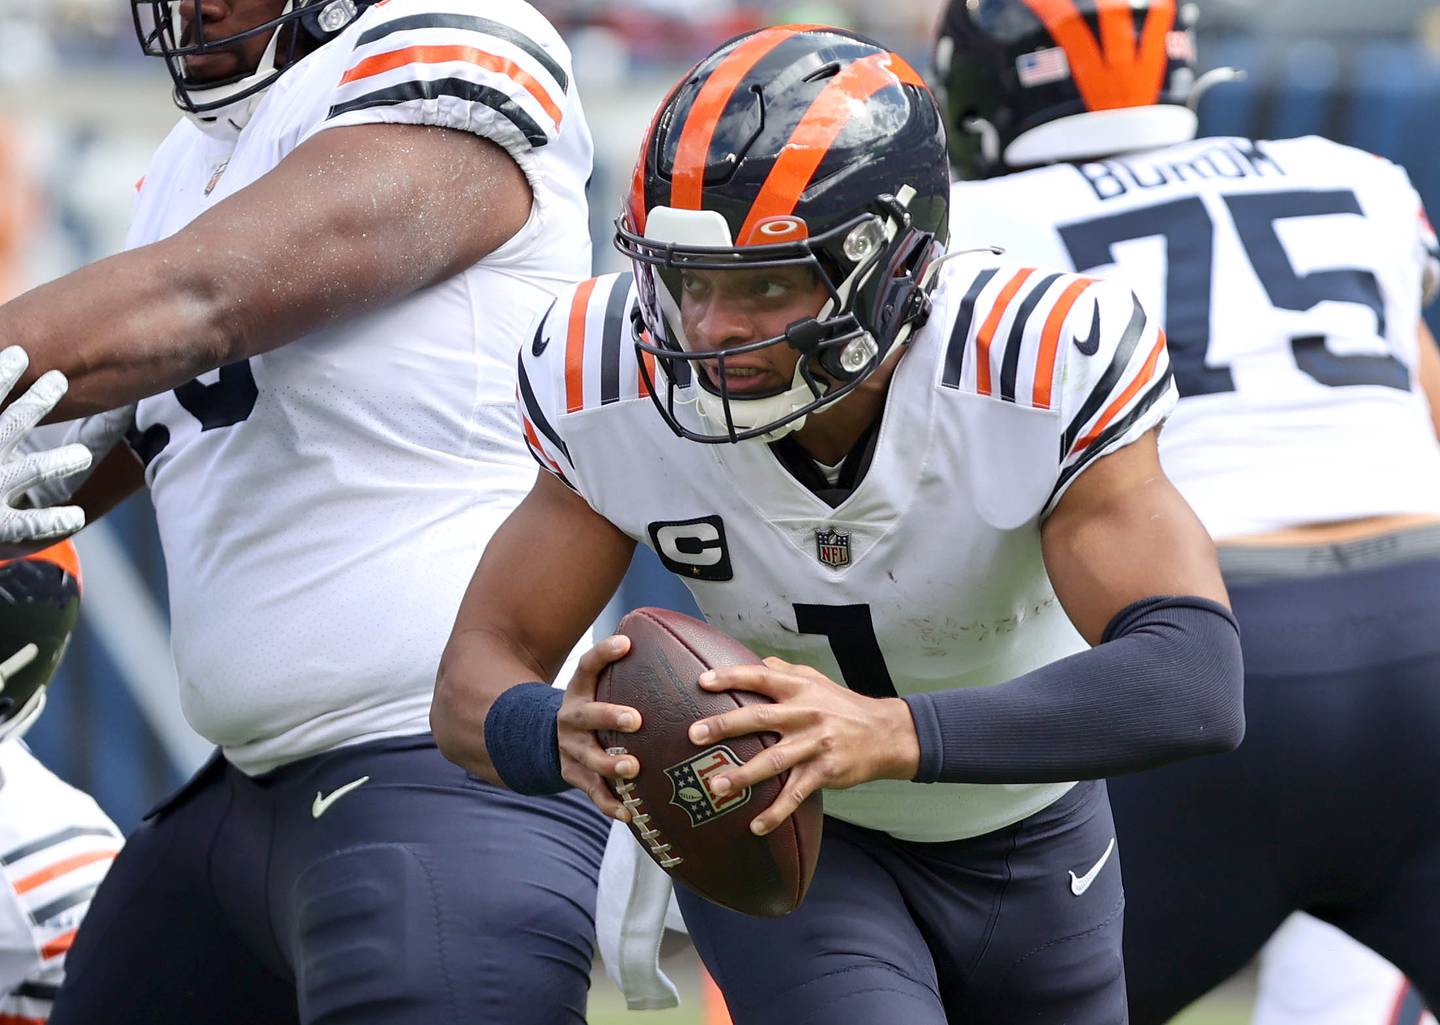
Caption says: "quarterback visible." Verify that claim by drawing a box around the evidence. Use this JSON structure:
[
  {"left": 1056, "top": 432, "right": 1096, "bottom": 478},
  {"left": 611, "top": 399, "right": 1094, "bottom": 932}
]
[
  {"left": 936, "top": 0, "right": 1440, "bottom": 1020},
  {"left": 0, "top": 0, "right": 606, "bottom": 1019},
  {"left": 0, "top": 540, "right": 124, "bottom": 1025},
  {"left": 434, "top": 26, "right": 1244, "bottom": 1025}
]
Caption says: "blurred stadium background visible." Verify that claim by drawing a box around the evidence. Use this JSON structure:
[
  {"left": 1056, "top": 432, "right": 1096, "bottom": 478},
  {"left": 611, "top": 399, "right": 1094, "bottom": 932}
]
[{"left": 2, "top": 0, "right": 1437, "bottom": 1020}]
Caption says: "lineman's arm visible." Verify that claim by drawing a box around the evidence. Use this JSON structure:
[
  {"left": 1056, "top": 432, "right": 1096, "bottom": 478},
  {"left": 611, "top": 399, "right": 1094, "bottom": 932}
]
[
  {"left": 1418, "top": 320, "right": 1440, "bottom": 440},
  {"left": 432, "top": 471, "right": 640, "bottom": 816},
  {"left": 0, "top": 123, "right": 532, "bottom": 418}
]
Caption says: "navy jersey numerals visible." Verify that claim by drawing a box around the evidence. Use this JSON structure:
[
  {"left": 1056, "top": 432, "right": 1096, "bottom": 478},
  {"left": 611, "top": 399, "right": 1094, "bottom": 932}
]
[
  {"left": 1059, "top": 189, "right": 1406, "bottom": 397},
  {"left": 793, "top": 602, "right": 898, "bottom": 699},
  {"left": 128, "top": 359, "right": 259, "bottom": 466}
]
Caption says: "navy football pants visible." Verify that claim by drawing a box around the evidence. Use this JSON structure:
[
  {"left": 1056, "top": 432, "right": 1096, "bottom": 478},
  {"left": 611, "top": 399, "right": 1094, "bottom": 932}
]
[
  {"left": 1111, "top": 543, "right": 1440, "bottom": 1024},
  {"left": 48, "top": 734, "right": 609, "bottom": 1025},
  {"left": 678, "top": 779, "right": 1126, "bottom": 1025}
]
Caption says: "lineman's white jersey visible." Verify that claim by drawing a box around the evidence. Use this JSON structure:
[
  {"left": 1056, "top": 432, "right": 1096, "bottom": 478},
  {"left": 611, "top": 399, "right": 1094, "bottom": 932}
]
[
  {"left": 1255, "top": 914, "right": 1436, "bottom": 1025},
  {"left": 0, "top": 742, "right": 123, "bottom": 1023},
  {"left": 950, "top": 136, "right": 1440, "bottom": 540},
  {"left": 519, "top": 257, "right": 1175, "bottom": 842},
  {"left": 123, "top": 0, "right": 593, "bottom": 773}
]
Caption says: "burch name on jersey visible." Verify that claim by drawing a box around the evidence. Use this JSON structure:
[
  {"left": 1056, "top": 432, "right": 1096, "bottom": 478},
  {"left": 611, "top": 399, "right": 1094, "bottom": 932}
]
[
  {"left": 950, "top": 135, "right": 1440, "bottom": 540},
  {"left": 1, "top": 743, "right": 122, "bottom": 1024},
  {"left": 122, "top": 0, "right": 592, "bottom": 774},
  {"left": 520, "top": 254, "right": 1176, "bottom": 842}
]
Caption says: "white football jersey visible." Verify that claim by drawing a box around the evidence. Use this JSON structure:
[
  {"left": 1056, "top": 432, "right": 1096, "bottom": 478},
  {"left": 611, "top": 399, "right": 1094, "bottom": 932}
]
[
  {"left": 0, "top": 742, "right": 123, "bottom": 1024},
  {"left": 519, "top": 256, "right": 1175, "bottom": 842},
  {"left": 122, "top": 0, "right": 593, "bottom": 773},
  {"left": 950, "top": 136, "right": 1440, "bottom": 540}
]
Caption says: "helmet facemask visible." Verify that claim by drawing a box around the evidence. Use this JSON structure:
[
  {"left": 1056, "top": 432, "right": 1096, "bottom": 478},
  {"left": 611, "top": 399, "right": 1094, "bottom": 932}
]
[
  {"left": 618, "top": 190, "right": 939, "bottom": 444},
  {"left": 132, "top": 0, "right": 362, "bottom": 135}
]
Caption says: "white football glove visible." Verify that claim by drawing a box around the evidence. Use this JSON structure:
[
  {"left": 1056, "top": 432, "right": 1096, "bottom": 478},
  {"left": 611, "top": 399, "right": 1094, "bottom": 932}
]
[{"left": 0, "top": 346, "right": 93, "bottom": 551}]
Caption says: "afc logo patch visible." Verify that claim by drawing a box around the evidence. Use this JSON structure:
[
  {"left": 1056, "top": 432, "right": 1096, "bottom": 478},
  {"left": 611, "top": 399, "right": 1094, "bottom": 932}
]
[
  {"left": 648, "top": 515, "right": 733, "bottom": 581},
  {"left": 666, "top": 745, "right": 750, "bottom": 826},
  {"left": 815, "top": 527, "right": 851, "bottom": 568}
]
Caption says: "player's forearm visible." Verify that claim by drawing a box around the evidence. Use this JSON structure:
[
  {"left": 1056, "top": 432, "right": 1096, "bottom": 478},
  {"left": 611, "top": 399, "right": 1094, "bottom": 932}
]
[
  {"left": 0, "top": 240, "right": 238, "bottom": 418},
  {"left": 432, "top": 624, "right": 551, "bottom": 783},
  {"left": 904, "top": 596, "right": 1245, "bottom": 784}
]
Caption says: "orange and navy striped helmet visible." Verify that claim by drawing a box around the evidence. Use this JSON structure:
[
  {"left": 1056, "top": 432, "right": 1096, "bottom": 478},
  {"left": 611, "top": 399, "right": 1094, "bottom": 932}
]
[
  {"left": 614, "top": 25, "right": 950, "bottom": 444},
  {"left": 935, "top": 0, "right": 1205, "bottom": 179},
  {"left": 0, "top": 540, "right": 82, "bottom": 743}
]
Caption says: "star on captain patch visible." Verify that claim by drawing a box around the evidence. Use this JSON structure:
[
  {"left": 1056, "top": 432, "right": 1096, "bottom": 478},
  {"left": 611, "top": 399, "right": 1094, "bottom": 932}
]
[
  {"left": 204, "top": 159, "right": 230, "bottom": 196},
  {"left": 814, "top": 527, "right": 851, "bottom": 568}
]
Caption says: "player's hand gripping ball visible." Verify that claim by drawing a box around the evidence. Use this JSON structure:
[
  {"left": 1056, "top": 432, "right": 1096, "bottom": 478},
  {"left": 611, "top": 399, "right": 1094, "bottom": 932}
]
[{"left": 597, "top": 608, "right": 822, "bottom": 917}]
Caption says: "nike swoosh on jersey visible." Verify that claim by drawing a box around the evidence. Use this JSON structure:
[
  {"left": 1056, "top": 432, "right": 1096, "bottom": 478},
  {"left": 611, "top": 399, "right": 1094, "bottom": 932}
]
[
  {"left": 1074, "top": 304, "right": 1101, "bottom": 356},
  {"left": 312, "top": 775, "right": 371, "bottom": 819},
  {"left": 532, "top": 299, "right": 556, "bottom": 356},
  {"left": 1068, "top": 836, "right": 1116, "bottom": 896}
]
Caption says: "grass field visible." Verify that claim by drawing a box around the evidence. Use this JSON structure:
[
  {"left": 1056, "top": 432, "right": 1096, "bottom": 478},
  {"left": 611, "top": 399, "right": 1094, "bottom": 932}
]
[{"left": 584, "top": 953, "right": 1255, "bottom": 1024}]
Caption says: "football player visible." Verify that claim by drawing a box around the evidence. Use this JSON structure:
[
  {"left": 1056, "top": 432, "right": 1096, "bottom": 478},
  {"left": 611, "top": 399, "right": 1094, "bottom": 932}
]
[
  {"left": 934, "top": 0, "right": 1440, "bottom": 1020},
  {"left": 0, "top": 541, "right": 125, "bottom": 1025},
  {"left": 0, "top": 0, "right": 607, "bottom": 1020},
  {"left": 432, "top": 26, "right": 1245, "bottom": 1025}
]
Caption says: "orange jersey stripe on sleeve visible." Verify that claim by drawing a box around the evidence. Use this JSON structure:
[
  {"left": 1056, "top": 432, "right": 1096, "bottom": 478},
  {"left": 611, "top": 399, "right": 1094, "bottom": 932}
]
[
  {"left": 39, "top": 930, "right": 76, "bottom": 961},
  {"left": 339, "top": 45, "right": 563, "bottom": 124},
  {"left": 1071, "top": 328, "right": 1168, "bottom": 455},
  {"left": 0, "top": 1014, "right": 47, "bottom": 1025},
  {"left": 1032, "top": 278, "right": 1096, "bottom": 409},
  {"left": 14, "top": 849, "right": 116, "bottom": 896},
  {"left": 975, "top": 269, "right": 1036, "bottom": 397},
  {"left": 521, "top": 415, "right": 563, "bottom": 475},
  {"left": 564, "top": 279, "right": 599, "bottom": 413},
  {"left": 737, "top": 52, "right": 927, "bottom": 244}
]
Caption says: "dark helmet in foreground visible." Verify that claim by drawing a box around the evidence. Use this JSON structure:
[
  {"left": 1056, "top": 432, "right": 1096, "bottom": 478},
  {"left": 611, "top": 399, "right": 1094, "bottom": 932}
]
[
  {"left": 0, "top": 541, "right": 82, "bottom": 744},
  {"left": 615, "top": 24, "right": 951, "bottom": 443}
]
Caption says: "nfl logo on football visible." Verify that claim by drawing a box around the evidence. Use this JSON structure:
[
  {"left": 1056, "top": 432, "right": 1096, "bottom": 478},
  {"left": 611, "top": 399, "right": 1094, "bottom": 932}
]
[{"left": 815, "top": 527, "right": 851, "bottom": 568}]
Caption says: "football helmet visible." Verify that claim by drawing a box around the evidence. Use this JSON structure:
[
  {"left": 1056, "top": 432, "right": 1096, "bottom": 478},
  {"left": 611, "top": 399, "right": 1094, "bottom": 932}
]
[
  {"left": 132, "top": 0, "right": 376, "bottom": 135},
  {"left": 936, "top": 0, "right": 1231, "bottom": 178},
  {"left": 0, "top": 541, "right": 82, "bottom": 744},
  {"left": 615, "top": 25, "right": 950, "bottom": 444}
]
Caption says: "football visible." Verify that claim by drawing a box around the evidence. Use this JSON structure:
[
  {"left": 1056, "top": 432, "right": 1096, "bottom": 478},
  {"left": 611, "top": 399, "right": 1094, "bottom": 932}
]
[{"left": 596, "top": 607, "right": 823, "bottom": 918}]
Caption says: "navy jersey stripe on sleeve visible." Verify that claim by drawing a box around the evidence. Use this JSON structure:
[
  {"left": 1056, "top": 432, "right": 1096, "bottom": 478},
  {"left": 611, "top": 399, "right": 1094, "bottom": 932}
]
[
  {"left": 999, "top": 272, "right": 1062, "bottom": 403},
  {"left": 1060, "top": 293, "right": 1147, "bottom": 455},
  {"left": 942, "top": 268, "right": 998, "bottom": 390},
  {"left": 13, "top": 981, "right": 60, "bottom": 1002},
  {"left": 2, "top": 826, "right": 115, "bottom": 866},
  {"left": 517, "top": 354, "right": 571, "bottom": 463},
  {"left": 599, "top": 273, "right": 634, "bottom": 405},
  {"left": 328, "top": 79, "right": 549, "bottom": 147},
  {"left": 30, "top": 884, "right": 99, "bottom": 927},
  {"left": 355, "top": 13, "right": 568, "bottom": 91}
]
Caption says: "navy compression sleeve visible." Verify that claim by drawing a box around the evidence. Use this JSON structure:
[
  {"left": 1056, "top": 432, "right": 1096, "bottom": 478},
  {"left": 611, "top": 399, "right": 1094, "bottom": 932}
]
[{"left": 903, "top": 596, "right": 1244, "bottom": 784}]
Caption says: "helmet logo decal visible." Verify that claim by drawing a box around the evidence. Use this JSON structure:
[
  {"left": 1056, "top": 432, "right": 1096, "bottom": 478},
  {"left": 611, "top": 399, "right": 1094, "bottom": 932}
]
[
  {"left": 738, "top": 215, "right": 810, "bottom": 246},
  {"left": 1018, "top": 0, "right": 1176, "bottom": 110},
  {"left": 737, "top": 51, "right": 926, "bottom": 244},
  {"left": 669, "top": 25, "right": 817, "bottom": 211}
]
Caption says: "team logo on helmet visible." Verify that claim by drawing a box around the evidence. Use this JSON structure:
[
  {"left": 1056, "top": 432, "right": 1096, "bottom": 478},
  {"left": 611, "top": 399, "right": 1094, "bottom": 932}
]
[
  {"left": 814, "top": 528, "right": 851, "bottom": 568},
  {"left": 666, "top": 746, "right": 750, "bottom": 826}
]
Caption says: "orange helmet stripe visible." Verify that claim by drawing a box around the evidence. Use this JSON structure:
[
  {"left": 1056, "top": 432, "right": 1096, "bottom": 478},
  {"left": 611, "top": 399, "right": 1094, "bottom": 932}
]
[
  {"left": 668, "top": 25, "right": 820, "bottom": 213},
  {"left": 737, "top": 52, "right": 927, "bottom": 245},
  {"left": 0, "top": 539, "right": 82, "bottom": 591},
  {"left": 1033, "top": 277, "right": 1097, "bottom": 409},
  {"left": 1019, "top": 0, "right": 1175, "bottom": 111}
]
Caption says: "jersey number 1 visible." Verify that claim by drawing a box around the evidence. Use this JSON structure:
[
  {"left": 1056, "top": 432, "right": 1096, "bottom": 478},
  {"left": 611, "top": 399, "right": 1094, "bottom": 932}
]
[{"left": 793, "top": 603, "right": 898, "bottom": 699}]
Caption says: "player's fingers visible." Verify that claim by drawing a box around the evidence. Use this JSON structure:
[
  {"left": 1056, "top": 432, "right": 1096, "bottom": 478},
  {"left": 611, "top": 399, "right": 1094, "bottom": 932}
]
[
  {"left": 5, "top": 446, "right": 93, "bottom": 500},
  {"left": 697, "top": 663, "right": 807, "bottom": 698},
  {"left": 0, "top": 505, "right": 85, "bottom": 546},
  {"left": 688, "top": 699, "right": 803, "bottom": 746},
  {"left": 559, "top": 698, "right": 641, "bottom": 735},
  {"left": 558, "top": 722, "right": 639, "bottom": 779},
  {"left": 708, "top": 736, "right": 815, "bottom": 797},
  {"left": 749, "top": 769, "right": 820, "bottom": 837},
  {"left": 0, "top": 347, "right": 28, "bottom": 400},
  {"left": 561, "top": 763, "right": 630, "bottom": 821},
  {"left": 569, "top": 634, "right": 630, "bottom": 692},
  {"left": 0, "top": 370, "right": 69, "bottom": 454}
]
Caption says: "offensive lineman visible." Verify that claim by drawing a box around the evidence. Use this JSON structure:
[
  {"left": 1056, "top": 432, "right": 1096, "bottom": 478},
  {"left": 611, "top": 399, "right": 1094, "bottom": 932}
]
[
  {"left": 934, "top": 0, "right": 1440, "bottom": 1020},
  {"left": 432, "top": 26, "right": 1245, "bottom": 1024},
  {"left": 0, "top": 0, "right": 606, "bottom": 1019},
  {"left": 0, "top": 540, "right": 124, "bottom": 1025}
]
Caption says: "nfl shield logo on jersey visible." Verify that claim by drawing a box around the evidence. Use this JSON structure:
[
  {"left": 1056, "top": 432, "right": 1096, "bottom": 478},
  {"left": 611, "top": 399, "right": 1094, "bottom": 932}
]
[
  {"left": 815, "top": 528, "right": 851, "bottom": 568},
  {"left": 666, "top": 746, "right": 750, "bottom": 826}
]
